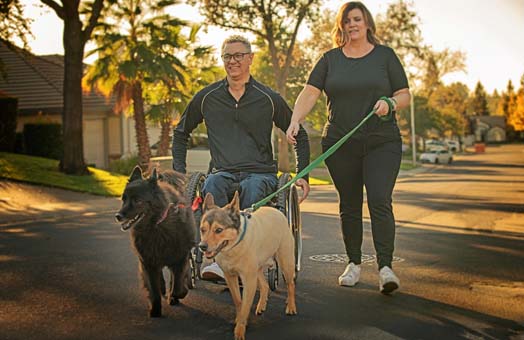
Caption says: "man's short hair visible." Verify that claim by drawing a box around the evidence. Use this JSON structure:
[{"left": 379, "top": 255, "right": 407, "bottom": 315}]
[{"left": 221, "top": 35, "right": 252, "bottom": 55}]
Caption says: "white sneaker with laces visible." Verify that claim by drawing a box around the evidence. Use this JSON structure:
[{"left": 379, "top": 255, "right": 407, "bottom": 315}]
[
  {"left": 379, "top": 266, "right": 400, "bottom": 294},
  {"left": 338, "top": 262, "right": 361, "bottom": 287},
  {"left": 201, "top": 262, "right": 225, "bottom": 281}
]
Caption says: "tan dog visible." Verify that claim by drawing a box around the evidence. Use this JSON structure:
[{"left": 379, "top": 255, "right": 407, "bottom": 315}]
[{"left": 199, "top": 191, "right": 297, "bottom": 340}]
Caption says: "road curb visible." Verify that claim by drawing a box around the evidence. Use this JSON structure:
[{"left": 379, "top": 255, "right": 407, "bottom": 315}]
[{"left": 0, "top": 165, "right": 433, "bottom": 228}]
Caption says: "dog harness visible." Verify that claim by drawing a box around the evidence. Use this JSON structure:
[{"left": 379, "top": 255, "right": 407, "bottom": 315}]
[{"left": 156, "top": 202, "right": 186, "bottom": 225}]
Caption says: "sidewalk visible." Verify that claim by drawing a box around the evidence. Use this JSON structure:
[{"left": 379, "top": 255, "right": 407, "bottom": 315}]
[
  {"left": 0, "top": 164, "right": 431, "bottom": 228},
  {"left": 0, "top": 197, "right": 122, "bottom": 227},
  {"left": 0, "top": 180, "right": 122, "bottom": 227},
  {"left": 309, "top": 162, "right": 431, "bottom": 179}
]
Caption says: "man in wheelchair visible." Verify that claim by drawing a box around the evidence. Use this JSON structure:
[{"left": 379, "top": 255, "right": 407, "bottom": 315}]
[{"left": 171, "top": 35, "right": 310, "bottom": 281}]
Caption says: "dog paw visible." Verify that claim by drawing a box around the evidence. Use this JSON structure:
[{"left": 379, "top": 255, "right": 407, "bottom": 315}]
[
  {"left": 234, "top": 324, "right": 246, "bottom": 340},
  {"left": 255, "top": 303, "right": 266, "bottom": 315},
  {"left": 285, "top": 305, "right": 297, "bottom": 315},
  {"left": 169, "top": 296, "right": 180, "bottom": 306}
]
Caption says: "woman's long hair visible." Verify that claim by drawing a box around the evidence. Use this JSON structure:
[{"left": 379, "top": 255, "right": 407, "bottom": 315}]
[{"left": 331, "top": 1, "right": 380, "bottom": 47}]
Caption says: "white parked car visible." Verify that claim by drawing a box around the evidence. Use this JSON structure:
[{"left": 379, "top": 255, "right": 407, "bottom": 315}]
[
  {"left": 445, "top": 140, "right": 460, "bottom": 152},
  {"left": 419, "top": 149, "right": 453, "bottom": 164},
  {"left": 425, "top": 139, "right": 448, "bottom": 152}
]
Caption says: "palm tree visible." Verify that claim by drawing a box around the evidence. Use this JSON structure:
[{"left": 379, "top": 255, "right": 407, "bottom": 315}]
[
  {"left": 144, "top": 25, "right": 221, "bottom": 157},
  {"left": 83, "top": 0, "right": 188, "bottom": 168}
]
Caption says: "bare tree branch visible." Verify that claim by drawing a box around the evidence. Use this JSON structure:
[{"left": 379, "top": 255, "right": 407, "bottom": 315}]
[
  {"left": 82, "top": 0, "right": 104, "bottom": 44},
  {"left": 40, "top": 0, "right": 64, "bottom": 20}
]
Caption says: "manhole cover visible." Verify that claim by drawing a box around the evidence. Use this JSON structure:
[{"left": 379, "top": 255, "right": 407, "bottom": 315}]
[{"left": 309, "top": 253, "right": 403, "bottom": 264}]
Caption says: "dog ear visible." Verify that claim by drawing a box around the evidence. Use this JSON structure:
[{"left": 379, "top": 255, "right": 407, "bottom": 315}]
[
  {"left": 129, "top": 166, "right": 143, "bottom": 182},
  {"left": 149, "top": 167, "right": 158, "bottom": 183},
  {"left": 227, "top": 191, "right": 240, "bottom": 214},
  {"left": 202, "top": 192, "right": 216, "bottom": 212}
]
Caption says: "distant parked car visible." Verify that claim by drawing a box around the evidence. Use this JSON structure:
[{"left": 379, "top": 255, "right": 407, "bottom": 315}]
[
  {"left": 419, "top": 149, "right": 453, "bottom": 164},
  {"left": 445, "top": 139, "right": 460, "bottom": 152},
  {"left": 425, "top": 139, "right": 448, "bottom": 151}
]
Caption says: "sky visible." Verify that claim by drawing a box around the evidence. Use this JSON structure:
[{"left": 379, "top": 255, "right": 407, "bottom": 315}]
[{"left": 20, "top": 0, "right": 524, "bottom": 93}]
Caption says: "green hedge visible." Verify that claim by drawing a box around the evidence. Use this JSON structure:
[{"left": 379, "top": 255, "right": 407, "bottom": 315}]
[
  {"left": 109, "top": 155, "right": 139, "bottom": 175},
  {"left": 0, "top": 97, "right": 18, "bottom": 152},
  {"left": 23, "top": 123, "right": 63, "bottom": 160}
]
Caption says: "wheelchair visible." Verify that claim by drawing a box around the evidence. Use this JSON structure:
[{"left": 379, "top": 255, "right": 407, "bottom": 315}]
[{"left": 184, "top": 170, "right": 303, "bottom": 291}]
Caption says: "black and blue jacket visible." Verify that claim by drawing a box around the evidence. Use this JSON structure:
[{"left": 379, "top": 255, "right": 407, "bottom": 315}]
[{"left": 172, "top": 76, "right": 310, "bottom": 180}]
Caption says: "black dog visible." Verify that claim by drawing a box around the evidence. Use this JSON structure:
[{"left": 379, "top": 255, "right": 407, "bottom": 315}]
[{"left": 115, "top": 166, "right": 196, "bottom": 317}]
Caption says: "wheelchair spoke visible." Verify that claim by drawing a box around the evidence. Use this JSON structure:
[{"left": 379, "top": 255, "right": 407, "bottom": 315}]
[{"left": 186, "top": 172, "right": 206, "bottom": 280}]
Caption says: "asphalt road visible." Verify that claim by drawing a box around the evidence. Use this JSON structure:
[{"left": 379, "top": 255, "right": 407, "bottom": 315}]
[{"left": 1, "top": 144, "right": 523, "bottom": 340}]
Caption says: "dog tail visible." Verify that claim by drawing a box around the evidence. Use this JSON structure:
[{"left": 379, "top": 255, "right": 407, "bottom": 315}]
[{"left": 158, "top": 170, "right": 186, "bottom": 192}]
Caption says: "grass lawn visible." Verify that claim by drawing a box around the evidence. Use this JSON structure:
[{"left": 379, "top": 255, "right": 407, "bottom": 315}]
[
  {"left": 400, "top": 161, "right": 417, "bottom": 171},
  {"left": 0, "top": 152, "right": 420, "bottom": 196},
  {"left": 0, "top": 152, "right": 127, "bottom": 196}
]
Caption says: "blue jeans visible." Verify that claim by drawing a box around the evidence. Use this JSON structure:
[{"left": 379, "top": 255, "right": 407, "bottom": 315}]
[{"left": 202, "top": 171, "right": 278, "bottom": 210}]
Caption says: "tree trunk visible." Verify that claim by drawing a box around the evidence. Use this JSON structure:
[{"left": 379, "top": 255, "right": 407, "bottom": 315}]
[
  {"left": 132, "top": 81, "right": 151, "bottom": 169},
  {"left": 60, "top": 9, "right": 88, "bottom": 174},
  {"left": 156, "top": 114, "right": 172, "bottom": 157}
]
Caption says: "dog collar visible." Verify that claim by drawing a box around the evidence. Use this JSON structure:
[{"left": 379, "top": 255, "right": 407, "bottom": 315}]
[
  {"left": 156, "top": 202, "right": 186, "bottom": 225},
  {"left": 229, "top": 213, "right": 248, "bottom": 250}
]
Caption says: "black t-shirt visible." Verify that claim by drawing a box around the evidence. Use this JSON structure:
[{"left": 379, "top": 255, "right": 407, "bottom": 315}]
[{"left": 307, "top": 45, "right": 409, "bottom": 146}]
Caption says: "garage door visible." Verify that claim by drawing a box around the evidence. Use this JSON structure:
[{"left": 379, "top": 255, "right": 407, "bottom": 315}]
[{"left": 84, "top": 119, "right": 106, "bottom": 168}]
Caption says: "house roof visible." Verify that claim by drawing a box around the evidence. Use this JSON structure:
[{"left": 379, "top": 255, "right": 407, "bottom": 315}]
[
  {"left": 470, "top": 115, "right": 506, "bottom": 129},
  {"left": 0, "top": 40, "right": 114, "bottom": 116}
]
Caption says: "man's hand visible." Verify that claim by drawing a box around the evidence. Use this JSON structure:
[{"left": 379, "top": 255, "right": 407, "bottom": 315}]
[{"left": 295, "top": 178, "right": 310, "bottom": 203}]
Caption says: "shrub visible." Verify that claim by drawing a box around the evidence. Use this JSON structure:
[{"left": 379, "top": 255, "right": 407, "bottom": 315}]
[
  {"left": 0, "top": 97, "right": 18, "bottom": 152},
  {"left": 23, "top": 123, "right": 63, "bottom": 160},
  {"left": 109, "top": 155, "right": 139, "bottom": 175},
  {"left": 14, "top": 132, "right": 24, "bottom": 154}
]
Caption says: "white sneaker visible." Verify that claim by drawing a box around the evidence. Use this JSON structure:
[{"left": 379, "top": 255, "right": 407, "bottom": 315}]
[
  {"left": 379, "top": 266, "right": 400, "bottom": 294},
  {"left": 338, "top": 263, "right": 361, "bottom": 287},
  {"left": 201, "top": 262, "right": 225, "bottom": 281}
]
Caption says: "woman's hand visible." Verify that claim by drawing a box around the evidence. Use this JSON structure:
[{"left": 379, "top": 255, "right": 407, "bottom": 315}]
[
  {"left": 373, "top": 98, "right": 390, "bottom": 117},
  {"left": 286, "top": 121, "right": 301, "bottom": 145}
]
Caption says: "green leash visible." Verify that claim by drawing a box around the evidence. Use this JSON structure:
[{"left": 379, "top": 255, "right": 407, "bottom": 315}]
[{"left": 250, "top": 96, "right": 395, "bottom": 211}]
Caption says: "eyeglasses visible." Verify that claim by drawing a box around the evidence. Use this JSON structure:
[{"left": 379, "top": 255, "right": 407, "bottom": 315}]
[{"left": 221, "top": 52, "right": 251, "bottom": 63}]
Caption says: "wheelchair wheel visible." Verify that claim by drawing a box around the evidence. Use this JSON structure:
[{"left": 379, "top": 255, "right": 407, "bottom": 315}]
[
  {"left": 276, "top": 174, "right": 302, "bottom": 281},
  {"left": 188, "top": 256, "right": 196, "bottom": 289},
  {"left": 185, "top": 171, "right": 206, "bottom": 279},
  {"left": 164, "top": 267, "right": 176, "bottom": 304},
  {"left": 276, "top": 173, "right": 292, "bottom": 215},
  {"left": 288, "top": 184, "right": 302, "bottom": 277},
  {"left": 268, "top": 261, "right": 279, "bottom": 291}
]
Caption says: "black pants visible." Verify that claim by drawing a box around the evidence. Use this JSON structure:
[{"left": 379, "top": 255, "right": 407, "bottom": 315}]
[{"left": 324, "top": 138, "right": 401, "bottom": 269}]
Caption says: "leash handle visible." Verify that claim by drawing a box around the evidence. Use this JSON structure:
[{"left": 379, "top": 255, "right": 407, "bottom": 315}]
[
  {"left": 379, "top": 96, "right": 395, "bottom": 121},
  {"left": 251, "top": 107, "right": 378, "bottom": 211}
]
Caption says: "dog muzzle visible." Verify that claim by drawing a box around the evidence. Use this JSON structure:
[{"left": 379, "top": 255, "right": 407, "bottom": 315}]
[
  {"left": 202, "top": 240, "right": 229, "bottom": 259},
  {"left": 118, "top": 213, "right": 145, "bottom": 231}
]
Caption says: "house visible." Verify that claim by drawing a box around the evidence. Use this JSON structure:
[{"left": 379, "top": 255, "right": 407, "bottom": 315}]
[
  {"left": 0, "top": 40, "right": 161, "bottom": 168},
  {"left": 469, "top": 115, "right": 506, "bottom": 143}
]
